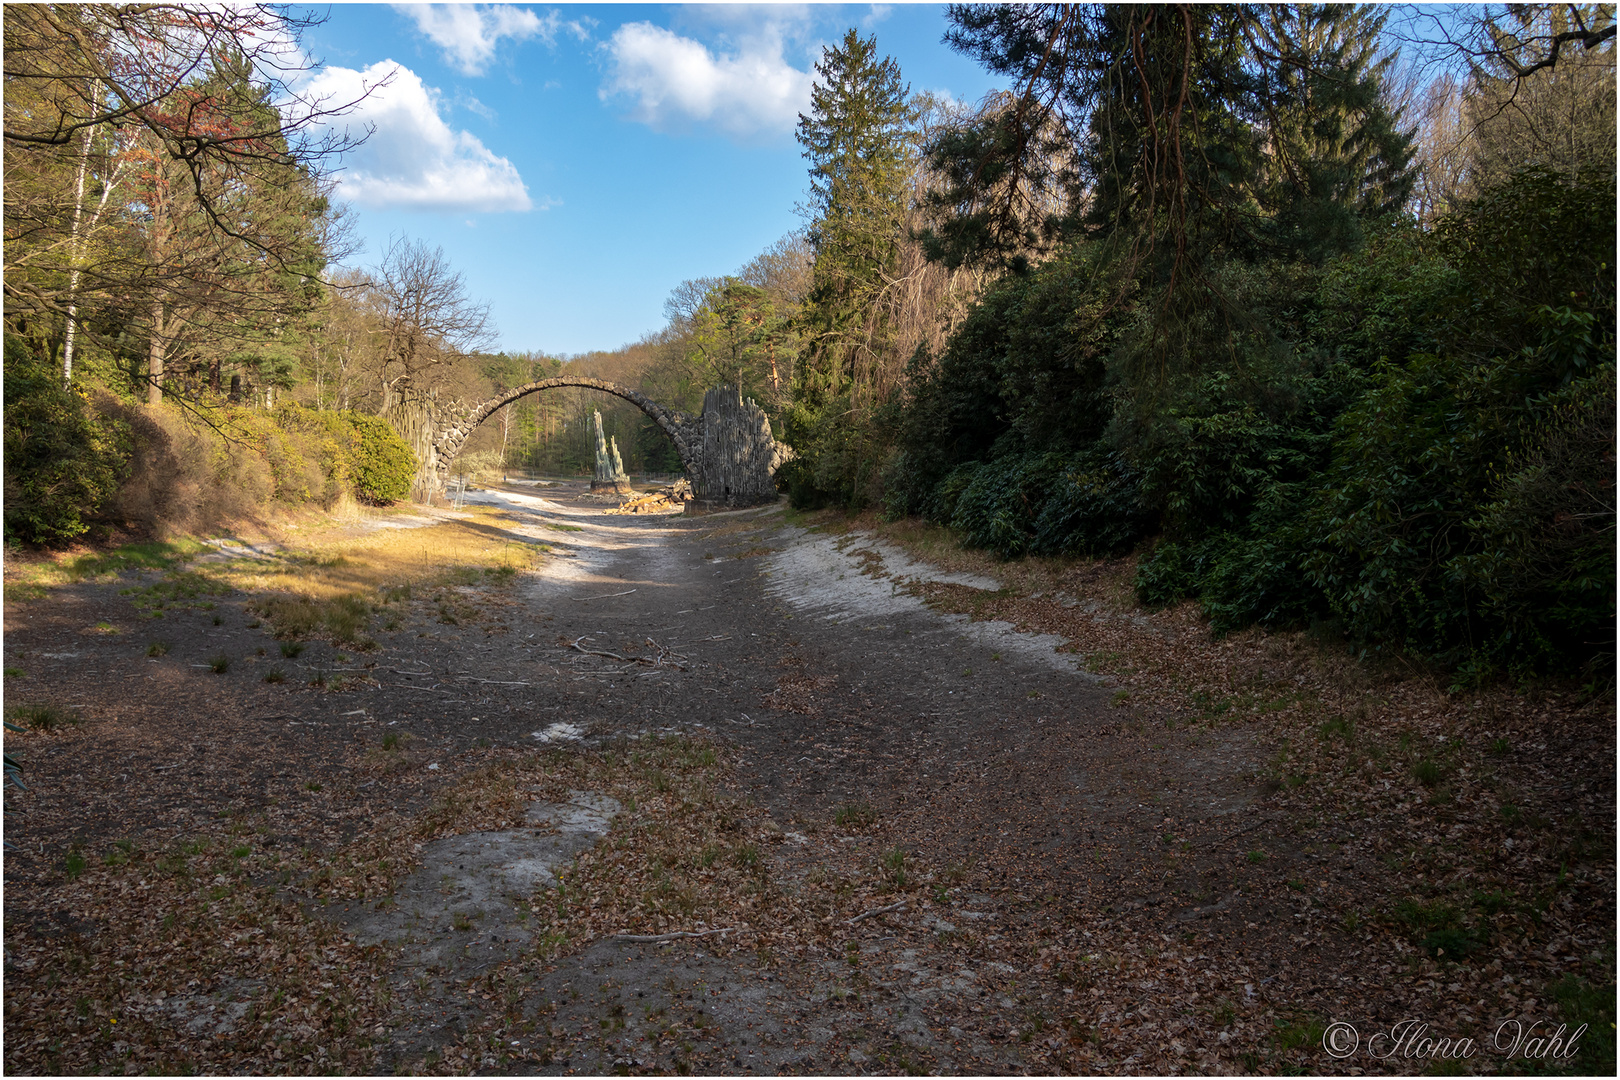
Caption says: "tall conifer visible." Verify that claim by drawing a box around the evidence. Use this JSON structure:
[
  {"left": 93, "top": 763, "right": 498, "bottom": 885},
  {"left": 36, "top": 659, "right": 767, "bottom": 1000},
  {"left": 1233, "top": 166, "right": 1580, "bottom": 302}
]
[{"left": 794, "top": 29, "right": 915, "bottom": 412}]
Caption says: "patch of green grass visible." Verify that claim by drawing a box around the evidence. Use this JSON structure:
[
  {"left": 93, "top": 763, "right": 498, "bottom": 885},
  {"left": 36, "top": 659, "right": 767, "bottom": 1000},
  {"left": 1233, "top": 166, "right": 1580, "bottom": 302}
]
[
  {"left": 882, "top": 847, "right": 907, "bottom": 888},
  {"left": 208, "top": 654, "right": 231, "bottom": 674},
  {"left": 263, "top": 667, "right": 286, "bottom": 684},
  {"left": 77, "top": 539, "right": 210, "bottom": 577},
  {"left": 255, "top": 593, "right": 370, "bottom": 644},
  {"left": 1273, "top": 1016, "right": 1325, "bottom": 1053},
  {"left": 92, "top": 621, "right": 120, "bottom": 635},
  {"left": 1547, "top": 971, "right": 1616, "bottom": 1075},
  {"left": 1111, "top": 690, "right": 1131, "bottom": 707},
  {"left": 1083, "top": 650, "right": 1122, "bottom": 673},
  {"left": 1318, "top": 717, "right": 1353, "bottom": 741},
  {"left": 1421, "top": 926, "right": 1484, "bottom": 961},
  {"left": 3, "top": 667, "right": 22, "bottom": 679},
  {"left": 542, "top": 522, "right": 583, "bottom": 533},
  {"left": 1392, "top": 898, "right": 1486, "bottom": 959},
  {"left": 279, "top": 641, "right": 305, "bottom": 658},
  {"left": 834, "top": 801, "right": 876, "bottom": 829},
  {"left": 64, "top": 848, "right": 87, "bottom": 879},
  {"left": 119, "top": 570, "right": 231, "bottom": 616},
  {"left": 7, "top": 703, "right": 78, "bottom": 731},
  {"left": 1246, "top": 850, "right": 1266, "bottom": 864},
  {"left": 1413, "top": 757, "right": 1444, "bottom": 788},
  {"left": 1488, "top": 736, "right": 1511, "bottom": 757},
  {"left": 146, "top": 641, "right": 170, "bottom": 657}
]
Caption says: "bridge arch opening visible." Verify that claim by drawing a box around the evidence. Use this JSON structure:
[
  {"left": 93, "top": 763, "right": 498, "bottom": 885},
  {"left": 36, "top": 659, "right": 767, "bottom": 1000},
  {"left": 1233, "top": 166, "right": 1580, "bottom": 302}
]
[
  {"left": 430, "top": 379, "right": 787, "bottom": 507},
  {"left": 432, "top": 377, "right": 701, "bottom": 494}
]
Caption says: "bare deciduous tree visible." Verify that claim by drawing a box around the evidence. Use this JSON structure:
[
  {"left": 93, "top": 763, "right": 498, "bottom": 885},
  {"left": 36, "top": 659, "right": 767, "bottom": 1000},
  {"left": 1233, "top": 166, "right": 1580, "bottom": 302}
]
[{"left": 368, "top": 236, "right": 494, "bottom": 500}]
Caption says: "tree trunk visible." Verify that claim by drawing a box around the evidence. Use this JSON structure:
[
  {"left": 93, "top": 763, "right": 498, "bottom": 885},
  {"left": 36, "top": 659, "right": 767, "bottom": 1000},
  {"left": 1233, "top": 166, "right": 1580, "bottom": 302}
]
[
  {"left": 63, "top": 122, "right": 92, "bottom": 386},
  {"left": 147, "top": 302, "right": 166, "bottom": 406}
]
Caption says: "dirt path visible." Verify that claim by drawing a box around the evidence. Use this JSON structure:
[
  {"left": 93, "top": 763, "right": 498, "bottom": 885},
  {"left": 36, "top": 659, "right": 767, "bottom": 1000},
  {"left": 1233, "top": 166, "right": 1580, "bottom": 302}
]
[{"left": 3, "top": 483, "right": 1612, "bottom": 1075}]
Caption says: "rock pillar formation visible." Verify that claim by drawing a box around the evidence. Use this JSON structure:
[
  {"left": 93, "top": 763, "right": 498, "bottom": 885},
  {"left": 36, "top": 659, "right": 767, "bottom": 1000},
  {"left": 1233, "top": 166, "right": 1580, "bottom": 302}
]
[
  {"left": 692, "top": 386, "right": 787, "bottom": 508},
  {"left": 590, "top": 410, "right": 634, "bottom": 495}
]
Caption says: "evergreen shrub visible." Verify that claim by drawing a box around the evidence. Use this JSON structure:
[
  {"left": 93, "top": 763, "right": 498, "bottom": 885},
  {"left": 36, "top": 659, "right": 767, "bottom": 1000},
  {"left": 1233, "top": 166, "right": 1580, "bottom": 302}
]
[
  {"left": 344, "top": 412, "right": 415, "bottom": 504},
  {"left": 2, "top": 335, "right": 129, "bottom": 544}
]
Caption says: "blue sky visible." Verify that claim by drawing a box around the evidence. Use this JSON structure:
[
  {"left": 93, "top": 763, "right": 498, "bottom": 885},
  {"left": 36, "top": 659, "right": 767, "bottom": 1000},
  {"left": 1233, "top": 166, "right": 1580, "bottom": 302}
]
[{"left": 290, "top": 4, "right": 1009, "bottom": 356}]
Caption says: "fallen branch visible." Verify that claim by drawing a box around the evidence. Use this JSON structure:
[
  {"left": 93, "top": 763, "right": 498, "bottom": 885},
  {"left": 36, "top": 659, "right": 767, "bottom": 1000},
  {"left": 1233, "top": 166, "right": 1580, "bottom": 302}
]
[
  {"left": 569, "top": 638, "right": 687, "bottom": 671},
  {"left": 847, "top": 901, "right": 907, "bottom": 925},
  {"left": 454, "top": 677, "right": 531, "bottom": 686},
  {"left": 571, "top": 639, "right": 630, "bottom": 661},
  {"left": 570, "top": 589, "right": 637, "bottom": 601},
  {"left": 611, "top": 927, "right": 735, "bottom": 944}
]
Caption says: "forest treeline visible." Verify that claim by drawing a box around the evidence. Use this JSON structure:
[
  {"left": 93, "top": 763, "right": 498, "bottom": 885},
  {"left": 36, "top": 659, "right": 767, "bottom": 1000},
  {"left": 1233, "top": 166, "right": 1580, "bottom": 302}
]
[{"left": 4, "top": 4, "right": 1614, "bottom": 678}]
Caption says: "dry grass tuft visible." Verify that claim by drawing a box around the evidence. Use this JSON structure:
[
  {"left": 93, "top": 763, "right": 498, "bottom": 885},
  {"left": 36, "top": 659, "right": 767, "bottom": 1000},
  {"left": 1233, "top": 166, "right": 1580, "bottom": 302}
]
[{"left": 207, "top": 508, "right": 544, "bottom": 642}]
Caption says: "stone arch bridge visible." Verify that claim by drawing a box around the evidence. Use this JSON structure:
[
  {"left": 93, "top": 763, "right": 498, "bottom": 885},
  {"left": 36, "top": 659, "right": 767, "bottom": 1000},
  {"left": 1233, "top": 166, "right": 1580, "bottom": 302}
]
[{"left": 432, "top": 377, "right": 790, "bottom": 507}]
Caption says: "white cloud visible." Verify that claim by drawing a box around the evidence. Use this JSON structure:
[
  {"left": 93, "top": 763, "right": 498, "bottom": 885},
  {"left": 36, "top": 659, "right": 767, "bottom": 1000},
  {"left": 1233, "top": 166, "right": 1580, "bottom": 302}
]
[
  {"left": 305, "top": 61, "right": 532, "bottom": 212},
  {"left": 601, "top": 22, "right": 814, "bottom": 139},
  {"left": 863, "top": 5, "right": 894, "bottom": 28},
  {"left": 397, "top": 4, "right": 590, "bottom": 75}
]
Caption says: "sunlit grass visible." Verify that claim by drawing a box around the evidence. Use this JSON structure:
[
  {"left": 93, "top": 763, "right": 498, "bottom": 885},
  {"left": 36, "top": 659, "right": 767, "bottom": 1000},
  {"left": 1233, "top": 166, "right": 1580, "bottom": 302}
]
[
  {"left": 209, "top": 508, "right": 544, "bottom": 642},
  {"left": 215, "top": 508, "right": 539, "bottom": 599},
  {"left": 4, "top": 539, "right": 211, "bottom": 602}
]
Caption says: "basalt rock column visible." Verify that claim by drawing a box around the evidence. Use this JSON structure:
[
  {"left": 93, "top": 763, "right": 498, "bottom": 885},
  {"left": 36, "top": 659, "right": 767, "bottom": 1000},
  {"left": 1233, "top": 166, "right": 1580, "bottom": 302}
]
[
  {"left": 693, "top": 386, "right": 787, "bottom": 507},
  {"left": 591, "top": 411, "right": 635, "bottom": 495}
]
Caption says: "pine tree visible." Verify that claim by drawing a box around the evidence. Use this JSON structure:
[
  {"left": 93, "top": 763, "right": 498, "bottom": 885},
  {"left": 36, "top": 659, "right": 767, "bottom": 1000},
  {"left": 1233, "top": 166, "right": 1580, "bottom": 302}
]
[
  {"left": 923, "top": 4, "right": 1415, "bottom": 272},
  {"left": 794, "top": 28, "right": 916, "bottom": 412},
  {"left": 1247, "top": 5, "right": 1417, "bottom": 262}
]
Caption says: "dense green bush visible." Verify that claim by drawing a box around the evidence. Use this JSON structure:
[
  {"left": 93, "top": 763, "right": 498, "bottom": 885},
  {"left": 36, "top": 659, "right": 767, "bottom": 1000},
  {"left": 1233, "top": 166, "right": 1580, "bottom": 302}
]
[
  {"left": 1305, "top": 346, "right": 1614, "bottom": 670},
  {"left": 886, "top": 164, "right": 1614, "bottom": 675},
  {"left": 1300, "top": 170, "right": 1615, "bottom": 673},
  {"left": 883, "top": 242, "right": 1127, "bottom": 521},
  {"left": 780, "top": 391, "right": 894, "bottom": 510},
  {"left": 271, "top": 406, "right": 415, "bottom": 505},
  {"left": 1028, "top": 448, "right": 1148, "bottom": 557},
  {"left": 344, "top": 412, "right": 416, "bottom": 504},
  {"left": 948, "top": 452, "right": 1070, "bottom": 558},
  {"left": 2, "top": 335, "right": 129, "bottom": 544}
]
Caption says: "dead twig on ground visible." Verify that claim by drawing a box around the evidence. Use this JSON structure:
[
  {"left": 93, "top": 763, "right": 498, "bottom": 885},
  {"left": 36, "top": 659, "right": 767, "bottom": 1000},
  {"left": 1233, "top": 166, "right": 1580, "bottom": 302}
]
[
  {"left": 611, "top": 927, "right": 735, "bottom": 943},
  {"left": 569, "top": 637, "right": 689, "bottom": 671},
  {"left": 846, "top": 901, "right": 907, "bottom": 925}
]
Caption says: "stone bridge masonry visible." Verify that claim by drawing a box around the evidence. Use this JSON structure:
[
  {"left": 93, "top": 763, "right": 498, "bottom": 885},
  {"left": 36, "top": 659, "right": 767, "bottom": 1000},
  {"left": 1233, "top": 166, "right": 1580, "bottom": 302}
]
[{"left": 431, "top": 377, "right": 791, "bottom": 507}]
